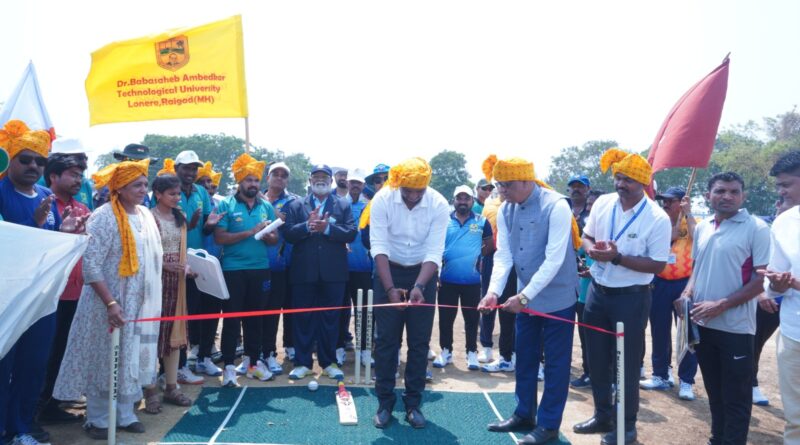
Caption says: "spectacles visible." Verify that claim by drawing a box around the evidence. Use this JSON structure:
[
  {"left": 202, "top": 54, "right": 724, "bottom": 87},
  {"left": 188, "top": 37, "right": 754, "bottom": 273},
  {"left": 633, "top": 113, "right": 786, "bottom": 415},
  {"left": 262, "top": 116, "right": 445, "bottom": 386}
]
[
  {"left": 17, "top": 154, "right": 47, "bottom": 167},
  {"left": 373, "top": 175, "right": 388, "bottom": 184},
  {"left": 480, "top": 186, "right": 494, "bottom": 191}
]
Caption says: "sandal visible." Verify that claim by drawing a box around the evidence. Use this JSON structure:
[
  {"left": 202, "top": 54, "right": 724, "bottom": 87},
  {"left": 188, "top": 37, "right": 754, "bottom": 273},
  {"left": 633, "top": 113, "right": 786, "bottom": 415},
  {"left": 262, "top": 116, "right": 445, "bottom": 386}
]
[
  {"left": 163, "top": 388, "right": 193, "bottom": 407},
  {"left": 143, "top": 390, "right": 162, "bottom": 414}
]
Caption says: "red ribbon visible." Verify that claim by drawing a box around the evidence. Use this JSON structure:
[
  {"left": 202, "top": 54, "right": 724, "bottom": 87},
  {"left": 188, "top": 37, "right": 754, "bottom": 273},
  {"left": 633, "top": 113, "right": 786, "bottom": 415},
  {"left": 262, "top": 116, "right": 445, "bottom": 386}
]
[{"left": 132, "top": 301, "right": 622, "bottom": 337}]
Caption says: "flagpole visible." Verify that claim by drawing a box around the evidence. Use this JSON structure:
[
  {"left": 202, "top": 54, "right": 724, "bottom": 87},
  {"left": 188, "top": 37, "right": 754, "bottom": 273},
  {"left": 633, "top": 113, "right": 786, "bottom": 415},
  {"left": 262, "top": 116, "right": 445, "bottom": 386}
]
[
  {"left": 244, "top": 117, "right": 251, "bottom": 153},
  {"left": 675, "top": 168, "right": 698, "bottom": 224}
]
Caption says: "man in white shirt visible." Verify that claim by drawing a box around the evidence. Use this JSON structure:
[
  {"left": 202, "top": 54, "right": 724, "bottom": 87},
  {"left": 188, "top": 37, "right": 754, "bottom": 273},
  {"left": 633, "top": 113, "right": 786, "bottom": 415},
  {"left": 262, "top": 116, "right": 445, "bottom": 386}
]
[
  {"left": 763, "top": 150, "right": 800, "bottom": 444},
  {"left": 573, "top": 149, "right": 671, "bottom": 445},
  {"left": 369, "top": 158, "right": 450, "bottom": 430},
  {"left": 477, "top": 156, "right": 580, "bottom": 445}
]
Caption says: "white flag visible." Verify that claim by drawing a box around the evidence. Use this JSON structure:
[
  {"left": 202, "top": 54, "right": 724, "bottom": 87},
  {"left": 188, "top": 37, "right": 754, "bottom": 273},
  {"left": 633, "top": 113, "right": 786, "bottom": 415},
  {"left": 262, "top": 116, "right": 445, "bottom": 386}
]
[{"left": 0, "top": 61, "right": 55, "bottom": 137}]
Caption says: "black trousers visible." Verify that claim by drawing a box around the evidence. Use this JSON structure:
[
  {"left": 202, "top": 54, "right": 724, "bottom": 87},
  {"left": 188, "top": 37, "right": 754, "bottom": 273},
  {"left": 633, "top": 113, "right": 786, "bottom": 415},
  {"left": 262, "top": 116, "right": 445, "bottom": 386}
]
[
  {"left": 221, "top": 269, "right": 271, "bottom": 366},
  {"left": 438, "top": 282, "right": 481, "bottom": 352},
  {"left": 40, "top": 300, "right": 78, "bottom": 404},
  {"left": 583, "top": 283, "right": 650, "bottom": 428},
  {"left": 337, "top": 271, "right": 374, "bottom": 350},
  {"left": 479, "top": 269, "right": 517, "bottom": 361},
  {"left": 753, "top": 305, "right": 780, "bottom": 387},
  {"left": 695, "top": 326, "right": 754, "bottom": 445},
  {"left": 576, "top": 301, "right": 590, "bottom": 376},
  {"left": 374, "top": 264, "right": 436, "bottom": 412},
  {"left": 261, "top": 269, "right": 288, "bottom": 357},
  {"left": 188, "top": 278, "right": 223, "bottom": 361}
]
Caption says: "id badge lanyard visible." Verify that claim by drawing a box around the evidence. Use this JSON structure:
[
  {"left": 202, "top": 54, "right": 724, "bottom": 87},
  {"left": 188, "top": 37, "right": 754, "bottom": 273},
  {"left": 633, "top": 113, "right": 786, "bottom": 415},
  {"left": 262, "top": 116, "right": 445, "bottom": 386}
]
[{"left": 610, "top": 200, "right": 647, "bottom": 242}]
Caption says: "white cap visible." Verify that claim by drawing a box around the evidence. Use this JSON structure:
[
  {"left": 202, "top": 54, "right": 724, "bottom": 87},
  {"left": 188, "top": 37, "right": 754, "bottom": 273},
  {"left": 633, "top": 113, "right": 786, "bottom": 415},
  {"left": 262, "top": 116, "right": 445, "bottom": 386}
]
[
  {"left": 348, "top": 168, "right": 366, "bottom": 183},
  {"left": 453, "top": 185, "right": 474, "bottom": 198},
  {"left": 174, "top": 150, "right": 202, "bottom": 166},
  {"left": 332, "top": 166, "right": 348, "bottom": 176},
  {"left": 51, "top": 138, "right": 87, "bottom": 154},
  {"left": 268, "top": 161, "right": 291, "bottom": 175}
]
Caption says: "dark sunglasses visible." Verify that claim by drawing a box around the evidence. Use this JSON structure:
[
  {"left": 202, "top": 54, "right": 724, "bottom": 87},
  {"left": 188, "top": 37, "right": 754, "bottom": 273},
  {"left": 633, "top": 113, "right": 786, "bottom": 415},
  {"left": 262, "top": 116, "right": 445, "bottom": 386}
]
[
  {"left": 17, "top": 154, "right": 47, "bottom": 167},
  {"left": 373, "top": 175, "right": 388, "bottom": 184},
  {"left": 480, "top": 185, "right": 494, "bottom": 191}
]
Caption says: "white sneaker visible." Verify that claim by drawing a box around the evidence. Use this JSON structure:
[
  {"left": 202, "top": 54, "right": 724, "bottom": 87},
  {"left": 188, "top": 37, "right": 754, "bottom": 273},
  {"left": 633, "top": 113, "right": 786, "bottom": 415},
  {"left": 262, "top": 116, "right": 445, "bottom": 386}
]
[
  {"left": 427, "top": 349, "right": 436, "bottom": 360},
  {"left": 336, "top": 347, "right": 346, "bottom": 366},
  {"left": 178, "top": 366, "right": 204, "bottom": 385},
  {"left": 477, "top": 347, "right": 493, "bottom": 363},
  {"left": 324, "top": 364, "right": 344, "bottom": 380},
  {"left": 222, "top": 365, "right": 238, "bottom": 387},
  {"left": 247, "top": 360, "right": 274, "bottom": 381},
  {"left": 679, "top": 381, "right": 695, "bottom": 401},
  {"left": 360, "top": 350, "right": 375, "bottom": 367},
  {"left": 187, "top": 344, "right": 199, "bottom": 361},
  {"left": 289, "top": 365, "right": 311, "bottom": 380},
  {"left": 266, "top": 353, "right": 283, "bottom": 374},
  {"left": 481, "top": 358, "right": 515, "bottom": 372},
  {"left": 196, "top": 357, "right": 222, "bottom": 376},
  {"left": 667, "top": 366, "right": 675, "bottom": 387},
  {"left": 285, "top": 347, "right": 296, "bottom": 361},
  {"left": 640, "top": 375, "right": 671, "bottom": 390},
  {"left": 433, "top": 348, "right": 453, "bottom": 368},
  {"left": 10, "top": 434, "right": 42, "bottom": 445},
  {"left": 537, "top": 363, "right": 544, "bottom": 381},
  {"left": 753, "top": 386, "right": 769, "bottom": 406},
  {"left": 467, "top": 351, "right": 480, "bottom": 371},
  {"left": 235, "top": 356, "right": 251, "bottom": 375}
]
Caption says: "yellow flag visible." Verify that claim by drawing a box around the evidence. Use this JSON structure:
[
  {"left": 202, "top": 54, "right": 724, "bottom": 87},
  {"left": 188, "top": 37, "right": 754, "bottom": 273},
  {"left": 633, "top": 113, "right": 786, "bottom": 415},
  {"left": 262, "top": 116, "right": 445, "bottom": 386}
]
[{"left": 86, "top": 15, "right": 248, "bottom": 125}]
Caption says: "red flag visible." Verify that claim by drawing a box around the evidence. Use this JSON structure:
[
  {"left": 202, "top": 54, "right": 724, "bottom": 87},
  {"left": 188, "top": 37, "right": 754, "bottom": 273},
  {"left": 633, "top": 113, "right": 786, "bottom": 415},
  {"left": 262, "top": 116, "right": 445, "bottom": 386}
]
[{"left": 648, "top": 56, "right": 730, "bottom": 173}]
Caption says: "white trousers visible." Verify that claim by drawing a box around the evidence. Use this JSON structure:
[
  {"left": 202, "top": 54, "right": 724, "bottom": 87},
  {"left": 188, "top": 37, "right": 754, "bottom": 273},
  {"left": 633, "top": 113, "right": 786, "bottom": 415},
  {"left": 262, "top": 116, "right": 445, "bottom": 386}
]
[{"left": 778, "top": 333, "right": 800, "bottom": 444}]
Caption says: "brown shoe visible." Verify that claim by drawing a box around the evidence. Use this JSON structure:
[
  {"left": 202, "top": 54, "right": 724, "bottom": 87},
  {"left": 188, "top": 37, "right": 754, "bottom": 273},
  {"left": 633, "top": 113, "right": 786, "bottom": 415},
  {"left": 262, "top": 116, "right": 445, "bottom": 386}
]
[{"left": 120, "top": 421, "right": 146, "bottom": 433}]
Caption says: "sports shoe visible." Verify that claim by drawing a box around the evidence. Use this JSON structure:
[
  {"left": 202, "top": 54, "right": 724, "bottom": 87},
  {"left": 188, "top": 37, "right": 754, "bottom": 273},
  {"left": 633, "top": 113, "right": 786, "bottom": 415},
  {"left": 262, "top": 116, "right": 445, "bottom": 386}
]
[
  {"left": 289, "top": 365, "right": 311, "bottom": 380},
  {"left": 336, "top": 347, "right": 346, "bottom": 366},
  {"left": 285, "top": 347, "right": 296, "bottom": 361},
  {"left": 196, "top": 357, "right": 223, "bottom": 376},
  {"left": 753, "top": 386, "right": 769, "bottom": 406},
  {"left": 640, "top": 375, "right": 670, "bottom": 390},
  {"left": 427, "top": 349, "right": 436, "bottom": 360},
  {"left": 266, "top": 353, "right": 283, "bottom": 374},
  {"left": 187, "top": 344, "right": 199, "bottom": 361},
  {"left": 178, "top": 366, "right": 204, "bottom": 385},
  {"left": 235, "top": 356, "right": 251, "bottom": 375},
  {"left": 537, "top": 363, "right": 545, "bottom": 381},
  {"left": 360, "top": 350, "right": 375, "bottom": 367},
  {"left": 433, "top": 348, "right": 453, "bottom": 368},
  {"left": 10, "top": 434, "right": 43, "bottom": 445},
  {"left": 477, "top": 347, "right": 493, "bottom": 363},
  {"left": 481, "top": 358, "right": 515, "bottom": 372},
  {"left": 667, "top": 366, "right": 675, "bottom": 387},
  {"left": 467, "top": 351, "right": 480, "bottom": 371},
  {"left": 222, "top": 365, "right": 238, "bottom": 387},
  {"left": 247, "top": 360, "right": 274, "bottom": 381},
  {"left": 678, "top": 381, "right": 695, "bottom": 401},
  {"left": 570, "top": 373, "right": 591, "bottom": 388},
  {"left": 211, "top": 344, "right": 223, "bottom": 362},
  {"left": 324, "top": 364, "right": 344, "bottom": 380}
]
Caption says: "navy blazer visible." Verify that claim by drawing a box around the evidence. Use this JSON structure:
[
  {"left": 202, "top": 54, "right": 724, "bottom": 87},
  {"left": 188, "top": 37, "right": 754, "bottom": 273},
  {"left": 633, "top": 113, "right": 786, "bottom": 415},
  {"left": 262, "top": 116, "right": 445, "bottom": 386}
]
[{"left": 281, "top": 193, "right": 357, "bottom": 284}]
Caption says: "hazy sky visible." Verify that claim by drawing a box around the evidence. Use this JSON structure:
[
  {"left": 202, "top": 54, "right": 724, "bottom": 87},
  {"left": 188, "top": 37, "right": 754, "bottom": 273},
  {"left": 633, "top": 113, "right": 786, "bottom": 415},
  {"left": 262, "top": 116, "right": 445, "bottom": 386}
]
[{"left": 2, "top": 1, "right": 799, "bottom": 178}]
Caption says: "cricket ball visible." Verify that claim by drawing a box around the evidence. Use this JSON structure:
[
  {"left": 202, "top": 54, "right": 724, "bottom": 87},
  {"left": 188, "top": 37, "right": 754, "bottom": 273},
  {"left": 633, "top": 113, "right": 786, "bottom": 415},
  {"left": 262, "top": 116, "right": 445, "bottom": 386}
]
[{"left": 308, "top": 380, "right": 319, "bottom": 391}]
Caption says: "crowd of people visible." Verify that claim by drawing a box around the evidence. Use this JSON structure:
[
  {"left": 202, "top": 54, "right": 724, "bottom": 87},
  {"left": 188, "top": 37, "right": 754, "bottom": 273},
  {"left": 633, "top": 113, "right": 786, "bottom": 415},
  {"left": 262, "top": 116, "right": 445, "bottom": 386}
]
[{"left": 1, "top": 116, "right": 799, "bottom": 445}]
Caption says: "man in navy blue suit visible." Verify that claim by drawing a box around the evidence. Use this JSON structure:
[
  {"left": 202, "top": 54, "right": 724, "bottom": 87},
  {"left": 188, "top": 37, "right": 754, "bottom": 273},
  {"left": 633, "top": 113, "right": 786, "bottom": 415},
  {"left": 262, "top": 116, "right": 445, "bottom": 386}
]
[{"left": 281, "top": 164, "right": 357, "bottom": 380}]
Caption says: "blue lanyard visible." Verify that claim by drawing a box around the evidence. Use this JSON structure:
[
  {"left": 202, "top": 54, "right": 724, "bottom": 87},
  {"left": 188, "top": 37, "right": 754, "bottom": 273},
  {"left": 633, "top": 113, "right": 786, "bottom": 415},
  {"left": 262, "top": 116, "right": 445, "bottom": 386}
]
[{"left": 610, "top": 199, "right": 647, "bottom": 242}]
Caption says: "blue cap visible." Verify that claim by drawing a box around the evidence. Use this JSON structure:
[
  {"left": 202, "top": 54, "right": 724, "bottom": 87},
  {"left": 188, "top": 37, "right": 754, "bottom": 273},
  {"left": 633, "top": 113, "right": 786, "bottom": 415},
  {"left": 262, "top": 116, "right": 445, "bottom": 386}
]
[
  {"left": 568, "top": 175, "right": 591, "bottom": 187},
  {"left": 655, "top": 186, "right": 686, "bottom": 200},
  {"left": 310, "top": 164, "right": 333, "bottom": 176},
  {"left": 365, "top": 163, "right": 391, "bottom": 184}
]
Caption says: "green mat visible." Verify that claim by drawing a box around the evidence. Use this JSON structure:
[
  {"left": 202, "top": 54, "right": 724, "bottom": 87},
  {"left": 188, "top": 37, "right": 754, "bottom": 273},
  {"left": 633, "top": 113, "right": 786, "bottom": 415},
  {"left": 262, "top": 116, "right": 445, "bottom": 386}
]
[{"left": 161, "top": 385, "right": 570, "bottom": 444}]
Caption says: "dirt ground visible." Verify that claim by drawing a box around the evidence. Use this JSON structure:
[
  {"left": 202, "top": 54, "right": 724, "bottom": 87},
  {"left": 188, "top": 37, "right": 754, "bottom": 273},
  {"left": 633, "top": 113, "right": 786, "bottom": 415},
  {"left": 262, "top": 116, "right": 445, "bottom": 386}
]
[{"left": 46, "top": 311, "right": 786, "bottom": 445}]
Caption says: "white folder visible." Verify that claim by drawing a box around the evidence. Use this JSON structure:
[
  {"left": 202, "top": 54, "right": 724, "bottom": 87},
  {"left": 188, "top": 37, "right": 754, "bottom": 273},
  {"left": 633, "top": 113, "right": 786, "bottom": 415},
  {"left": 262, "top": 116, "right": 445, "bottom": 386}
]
[{"left": 186, "top": 249, "right": 229, "bottom": 300}]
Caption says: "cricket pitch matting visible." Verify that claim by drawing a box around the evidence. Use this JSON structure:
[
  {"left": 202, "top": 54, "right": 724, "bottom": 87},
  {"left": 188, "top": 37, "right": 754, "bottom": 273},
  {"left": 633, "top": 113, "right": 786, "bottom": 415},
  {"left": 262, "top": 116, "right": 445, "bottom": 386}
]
[{"left": 160, "top": 385, "right": 571, "bottom": 445}]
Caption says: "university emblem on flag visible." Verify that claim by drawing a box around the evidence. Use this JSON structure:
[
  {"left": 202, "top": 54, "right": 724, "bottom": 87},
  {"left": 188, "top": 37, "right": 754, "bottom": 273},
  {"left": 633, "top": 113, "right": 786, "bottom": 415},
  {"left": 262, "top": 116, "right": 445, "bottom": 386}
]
[{"left": 155, "top": 35, "right": 190, "bottom": 71}]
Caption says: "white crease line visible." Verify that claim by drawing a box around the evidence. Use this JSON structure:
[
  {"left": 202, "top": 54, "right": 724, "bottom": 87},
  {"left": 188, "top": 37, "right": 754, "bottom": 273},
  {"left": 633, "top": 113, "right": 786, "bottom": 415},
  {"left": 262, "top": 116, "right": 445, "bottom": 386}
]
[
  {"left": 482, "top": 390, "right": 519, "bottom": 444},
  {"left": 208, "top": 386, "right": 249, "bottom": 445}
]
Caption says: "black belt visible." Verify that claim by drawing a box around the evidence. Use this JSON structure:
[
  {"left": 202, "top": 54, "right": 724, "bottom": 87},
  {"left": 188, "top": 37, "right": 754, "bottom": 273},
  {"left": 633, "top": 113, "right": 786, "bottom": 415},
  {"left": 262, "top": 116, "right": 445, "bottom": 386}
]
[
  {"left": 592, "top": 281, "right": 652, "bottom": 295},
  {"left": 389, "top": 261, "right": 422, "bottom": 270}
]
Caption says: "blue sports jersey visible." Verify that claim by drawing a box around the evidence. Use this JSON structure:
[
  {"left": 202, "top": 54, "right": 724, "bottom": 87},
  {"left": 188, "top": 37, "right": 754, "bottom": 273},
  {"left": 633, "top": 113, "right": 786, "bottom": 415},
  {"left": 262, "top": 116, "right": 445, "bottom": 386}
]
[
  {"left": 441, "top": 212, "right": 491, "bottom": 285},
  {"left": 266, "top": 191, "right": 296, "bottom": 272},
  {"left": 0, "top": 178, "right": 61, "bottom": 230},
  {"left": 347, "top": 198, "right": 372, "bottom": 272}
]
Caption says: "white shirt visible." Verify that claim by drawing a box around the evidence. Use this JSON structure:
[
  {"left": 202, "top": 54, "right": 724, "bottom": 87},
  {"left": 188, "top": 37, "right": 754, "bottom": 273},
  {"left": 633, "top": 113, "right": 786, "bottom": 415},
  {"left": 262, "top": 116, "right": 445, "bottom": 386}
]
[
  {"left": 765, "top": 205, "right": 800, "bottom": 342},
  {"left": 583, "top": 193, "right": 672, "bottom": 287},
  {"left": 488, "top": 198, "right": 572, "bottom": 300},
  {"left": 369, "top": 186, "right": 450, "bottom": 268}
]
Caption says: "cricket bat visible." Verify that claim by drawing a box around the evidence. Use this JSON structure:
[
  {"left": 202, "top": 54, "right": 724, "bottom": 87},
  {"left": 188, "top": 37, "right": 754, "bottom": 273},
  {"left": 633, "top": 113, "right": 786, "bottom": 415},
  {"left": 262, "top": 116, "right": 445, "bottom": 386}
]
[{"left": 336, "top": 381, "right": 358, "bottom": 425}]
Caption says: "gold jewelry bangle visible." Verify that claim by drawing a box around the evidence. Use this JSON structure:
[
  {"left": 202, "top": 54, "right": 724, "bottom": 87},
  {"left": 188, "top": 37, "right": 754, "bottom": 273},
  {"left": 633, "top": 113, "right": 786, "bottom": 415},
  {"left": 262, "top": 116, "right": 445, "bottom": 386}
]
[{"left": 107, "top": 300, "right": 118, "bottom": 307}]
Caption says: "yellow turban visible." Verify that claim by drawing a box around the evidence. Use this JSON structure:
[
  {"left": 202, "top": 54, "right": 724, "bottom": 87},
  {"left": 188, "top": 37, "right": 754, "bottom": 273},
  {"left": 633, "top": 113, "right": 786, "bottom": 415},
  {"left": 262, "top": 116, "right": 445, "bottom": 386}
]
[
  {"left": 211, "top": 171, "right": 222, "bottom": 187},
  {"left": 0, "top": 120, "right": 51, "bottom": 160},
  {"left": 157, "top": 158, "right": 176, "bottom": 176},
  {"left": 387, "top": 157, "right": 431, "bottom": 189},
  {"left": 92, "top": 159, "right": 150, "bottom": 277},
  {"left": 232, "top": 153, "right": 265, "bottom": 183},
  {"left": 482, "top": 154, "right": 582, "bottom": 250},
  {"left": 196, "top": 161, "right": 222, "bottom": 186},
  {"left": 600, "top": 148, "right": 652, "bottom": 186}
]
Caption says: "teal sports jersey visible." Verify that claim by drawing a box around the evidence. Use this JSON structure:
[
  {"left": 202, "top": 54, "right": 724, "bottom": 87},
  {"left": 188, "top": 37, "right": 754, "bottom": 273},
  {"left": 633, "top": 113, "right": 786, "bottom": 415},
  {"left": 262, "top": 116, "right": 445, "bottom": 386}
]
[
  {"left": 217, "top": 194, "right": 276, "bottom": 271},
  {"left": 441, "top": 212, "right": 492, "bottom": 285}
]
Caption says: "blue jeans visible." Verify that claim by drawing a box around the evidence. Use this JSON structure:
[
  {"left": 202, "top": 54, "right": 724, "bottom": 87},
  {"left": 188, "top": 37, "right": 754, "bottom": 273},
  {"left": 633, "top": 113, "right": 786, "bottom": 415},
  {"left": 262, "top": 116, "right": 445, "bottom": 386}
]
[{"left": 649, "top": 277, "right": 697, "bottom": 383}]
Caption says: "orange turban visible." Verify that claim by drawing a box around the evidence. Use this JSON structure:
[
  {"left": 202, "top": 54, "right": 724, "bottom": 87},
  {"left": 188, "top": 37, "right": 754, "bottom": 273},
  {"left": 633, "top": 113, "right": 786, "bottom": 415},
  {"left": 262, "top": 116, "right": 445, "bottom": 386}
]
[
  {"left": 157, "top": 158, "right": 176, "bottom": 176},
  {"left": 92, "top": 159, "right": 150, "bottom": 277},
  {"left": 387, "top": 157, "right": 431, "bottom": 189},
  {"left": 232, "top": 153, "right": 265, "bottom": 183},
  {"left": 482, "top": 154, "right": 582, "bottom": 250},
  {"left": 600, "top": 148, "right": 652, "bottom": 186},
  {"left": 196, "top": 161, "right": 222, "bottom": 186},
  {"left": 0, "top": 120, "right": 51, "bottom": 160}
]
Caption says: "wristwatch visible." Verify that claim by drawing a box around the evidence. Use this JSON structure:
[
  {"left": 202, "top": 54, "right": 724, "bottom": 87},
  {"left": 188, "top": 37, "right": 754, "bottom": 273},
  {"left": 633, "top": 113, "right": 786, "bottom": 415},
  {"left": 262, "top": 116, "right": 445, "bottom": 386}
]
[
  {"left": 414, "top": 283, "right": 426, "bottom": 293},
  {"left": 518, "top": 294, "right": 529, "bottom": 306},
  {"left": 611, "top": 253, "right": 623, "bottom": 265}
]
